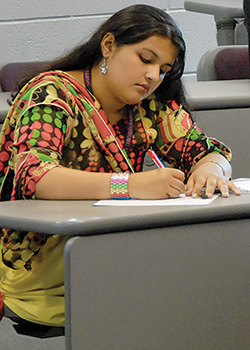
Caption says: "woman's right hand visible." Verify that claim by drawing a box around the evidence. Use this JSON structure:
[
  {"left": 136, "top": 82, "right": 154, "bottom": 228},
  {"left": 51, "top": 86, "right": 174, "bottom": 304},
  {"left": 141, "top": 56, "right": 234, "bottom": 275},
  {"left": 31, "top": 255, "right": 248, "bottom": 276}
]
[{"left": 129, "top": 168, "right": 185, "bottom": 199}]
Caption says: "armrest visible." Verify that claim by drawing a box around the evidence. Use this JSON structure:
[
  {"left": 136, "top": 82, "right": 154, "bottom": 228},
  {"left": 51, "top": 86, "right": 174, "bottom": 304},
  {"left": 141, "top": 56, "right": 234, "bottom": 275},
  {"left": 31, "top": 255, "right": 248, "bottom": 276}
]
[
  {"left": 184, "top": 0, "right": 244, "bottom": 44},
  {"left": 184, "top": 0, "right": 244, "bottom": 19}
]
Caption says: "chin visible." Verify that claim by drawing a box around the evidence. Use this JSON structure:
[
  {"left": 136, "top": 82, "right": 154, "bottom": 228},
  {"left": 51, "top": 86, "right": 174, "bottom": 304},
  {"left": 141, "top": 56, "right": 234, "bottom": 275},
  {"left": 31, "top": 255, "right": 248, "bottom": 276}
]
[{"left": 127, "top": 94, "right": 147, "bottom": 105}]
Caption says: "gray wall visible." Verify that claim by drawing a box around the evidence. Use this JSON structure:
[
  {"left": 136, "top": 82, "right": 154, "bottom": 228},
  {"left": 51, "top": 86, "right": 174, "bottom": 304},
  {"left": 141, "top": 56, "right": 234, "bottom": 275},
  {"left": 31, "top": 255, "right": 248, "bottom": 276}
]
[{"left": 0, "top": 0, "right": 217, "bottom": 82}]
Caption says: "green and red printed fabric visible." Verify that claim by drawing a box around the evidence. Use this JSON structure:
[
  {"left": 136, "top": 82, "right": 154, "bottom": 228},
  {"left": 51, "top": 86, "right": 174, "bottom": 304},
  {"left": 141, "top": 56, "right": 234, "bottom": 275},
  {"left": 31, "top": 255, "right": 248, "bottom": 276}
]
[
  {"left": 0, "top": 70, "right": 232, "bottom": 270},
  {"left": 0, "top": 70, "right": 231, "bottom": 201}
]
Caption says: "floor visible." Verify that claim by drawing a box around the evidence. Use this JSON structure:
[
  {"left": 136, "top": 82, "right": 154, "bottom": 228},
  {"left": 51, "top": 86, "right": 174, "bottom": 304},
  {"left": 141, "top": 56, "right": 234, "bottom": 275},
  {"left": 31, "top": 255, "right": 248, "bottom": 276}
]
[{"left": 0, "top": 317, "right": 65, "bottom": 350}]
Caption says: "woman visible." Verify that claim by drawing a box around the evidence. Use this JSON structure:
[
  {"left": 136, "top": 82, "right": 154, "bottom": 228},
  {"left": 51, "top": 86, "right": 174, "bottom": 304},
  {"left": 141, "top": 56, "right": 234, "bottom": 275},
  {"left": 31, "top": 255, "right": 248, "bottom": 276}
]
[{"left": 0, "top": 4, "right": 240, "bottom": 328}]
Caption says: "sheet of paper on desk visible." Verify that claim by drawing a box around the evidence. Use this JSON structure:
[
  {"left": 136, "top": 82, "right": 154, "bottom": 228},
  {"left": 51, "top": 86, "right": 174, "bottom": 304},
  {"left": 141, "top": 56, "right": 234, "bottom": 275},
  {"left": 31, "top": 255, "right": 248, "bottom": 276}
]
[
  {"left": 94, "top": 194, "right": 219, "bottom": 206},
  {"left": 232, "top": 178, "right": 250, "bottom": 193}
]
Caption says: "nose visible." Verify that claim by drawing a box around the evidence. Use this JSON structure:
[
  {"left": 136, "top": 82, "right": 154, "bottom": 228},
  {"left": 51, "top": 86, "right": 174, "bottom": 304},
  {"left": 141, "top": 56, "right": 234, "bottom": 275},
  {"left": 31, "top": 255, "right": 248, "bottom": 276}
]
[{"left": 145, "top": 65, "right": 161, "bottom": 82}]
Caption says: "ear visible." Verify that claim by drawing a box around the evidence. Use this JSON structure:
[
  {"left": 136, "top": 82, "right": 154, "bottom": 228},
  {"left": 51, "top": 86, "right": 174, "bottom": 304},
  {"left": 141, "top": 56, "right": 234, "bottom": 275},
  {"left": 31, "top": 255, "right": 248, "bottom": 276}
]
[{"left": 100, "top": 32, "right": 117, "bottom": 58}]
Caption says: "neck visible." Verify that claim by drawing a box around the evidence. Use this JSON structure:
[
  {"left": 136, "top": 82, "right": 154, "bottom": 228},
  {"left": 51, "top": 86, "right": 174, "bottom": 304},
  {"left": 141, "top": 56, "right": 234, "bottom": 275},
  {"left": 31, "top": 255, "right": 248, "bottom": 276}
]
[
  {"left": 91, "top": 65, "right": 127, "bottom": 125},
  {"left": 66, "top": 70, "right": 85, "bottom": 86}
]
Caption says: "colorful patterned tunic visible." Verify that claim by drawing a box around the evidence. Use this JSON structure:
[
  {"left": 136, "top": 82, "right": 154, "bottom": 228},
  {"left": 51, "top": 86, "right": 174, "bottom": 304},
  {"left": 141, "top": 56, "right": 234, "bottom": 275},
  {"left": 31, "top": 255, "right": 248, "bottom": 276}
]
[{"left": 0, "top": 71, "right": 231, "bottom": 326}]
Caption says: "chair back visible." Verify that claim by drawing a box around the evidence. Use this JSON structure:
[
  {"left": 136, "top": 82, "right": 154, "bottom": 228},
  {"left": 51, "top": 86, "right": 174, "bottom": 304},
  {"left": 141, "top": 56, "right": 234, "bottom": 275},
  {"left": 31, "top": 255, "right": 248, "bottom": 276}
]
[
  {"left": 197, "top": 45, "right": 250, "bottom": 81},
  {"left": 0, "top": 61, "right": 50, "bottom": 92}
]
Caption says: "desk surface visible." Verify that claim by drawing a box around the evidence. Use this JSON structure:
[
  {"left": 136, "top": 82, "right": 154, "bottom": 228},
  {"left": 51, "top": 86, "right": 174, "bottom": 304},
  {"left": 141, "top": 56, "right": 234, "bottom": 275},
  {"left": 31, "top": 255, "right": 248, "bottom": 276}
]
[
  {"left": 184, "top": 80, "right": 250, "bottom": 110},
  {"left": 0, "top": 194, "right": 249, "bottom": 235}
]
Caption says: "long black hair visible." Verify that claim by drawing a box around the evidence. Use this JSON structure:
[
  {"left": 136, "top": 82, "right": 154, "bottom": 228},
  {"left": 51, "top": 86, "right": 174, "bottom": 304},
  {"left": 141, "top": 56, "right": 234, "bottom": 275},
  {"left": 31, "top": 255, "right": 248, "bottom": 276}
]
[{"left": 18, "top": 4, "right": 187, "bottom": 105}]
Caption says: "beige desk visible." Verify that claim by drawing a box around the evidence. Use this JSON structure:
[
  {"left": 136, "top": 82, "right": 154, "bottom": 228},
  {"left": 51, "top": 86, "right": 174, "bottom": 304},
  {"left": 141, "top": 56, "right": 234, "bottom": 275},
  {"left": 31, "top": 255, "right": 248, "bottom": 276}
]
[
  {"left": 184, "top": 80, "right": 250, "bottom": 110},
  {"left": 0, "top": 194, "right": 249, "bottom": 236},
  {"left": 0, "top": 195, "right": 250, "bottom": 349}
]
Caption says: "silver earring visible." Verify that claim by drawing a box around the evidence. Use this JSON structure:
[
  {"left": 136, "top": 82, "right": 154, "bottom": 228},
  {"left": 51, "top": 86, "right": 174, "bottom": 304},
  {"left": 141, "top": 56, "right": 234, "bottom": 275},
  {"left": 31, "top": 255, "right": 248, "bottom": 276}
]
[{"left": 100, "top": 58, "right": 108, "bottom": 75}]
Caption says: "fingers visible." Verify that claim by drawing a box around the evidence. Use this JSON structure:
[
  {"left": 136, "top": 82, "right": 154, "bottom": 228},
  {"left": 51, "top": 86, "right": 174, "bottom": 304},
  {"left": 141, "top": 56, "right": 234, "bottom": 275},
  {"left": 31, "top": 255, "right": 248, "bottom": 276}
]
[
  {"left": 211, "top": 179, "right": 228, "bottom": 198},
  {"left": 186, "top": 176, "right": 208, "bottom": 198},
  {"left": 186, "top": 176, "right": 242, "bottom": 198},
  {"left": 205, "top": 180, "right": 241, "bottom": 198},
  {"left": 205, "top": 178, "right": 223, "bottom": 198},
  {"left": 185, "top": 177, "right": 194, "bottom": 197},
  {"left": 129, "top": 168, "right": 185, "bottom": 199},
  {"left": 227, "top": 181, "right": 241, "bottom": 196},
  {"left": 171, "top": 168, "right": 185, "bottom": 182},
  {"left": 168, "top": 170, "right": 185, "bottom": 197},
  {"left": 152, "top": 168, "right": 185, "bottom": 198},
  {"left": 186, "top": 171, "right": 224, "bottom": 197},
  {"left": 168, "top": 183, "right": 185, "bottom": 197}
]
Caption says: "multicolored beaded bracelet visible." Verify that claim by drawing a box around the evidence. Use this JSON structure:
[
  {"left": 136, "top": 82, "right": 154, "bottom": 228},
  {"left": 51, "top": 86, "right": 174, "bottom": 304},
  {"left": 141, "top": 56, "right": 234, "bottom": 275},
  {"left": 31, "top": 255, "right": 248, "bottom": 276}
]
[{"left": 110, "top": 172, "right": 130, "bottom": 200}]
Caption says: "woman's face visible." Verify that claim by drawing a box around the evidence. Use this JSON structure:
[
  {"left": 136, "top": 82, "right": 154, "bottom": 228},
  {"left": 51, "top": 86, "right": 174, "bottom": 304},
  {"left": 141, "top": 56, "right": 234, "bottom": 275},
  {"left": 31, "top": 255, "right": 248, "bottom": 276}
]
[{"left": 102, "top": 34, "right": 179, "bottom": 107}]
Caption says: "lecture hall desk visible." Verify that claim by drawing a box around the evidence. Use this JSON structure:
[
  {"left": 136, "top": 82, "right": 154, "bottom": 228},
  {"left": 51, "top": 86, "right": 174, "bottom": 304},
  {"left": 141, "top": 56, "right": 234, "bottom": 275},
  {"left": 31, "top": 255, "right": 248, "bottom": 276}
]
[{"left": 0, "top": 193, "right": 250, "bottom": 349}]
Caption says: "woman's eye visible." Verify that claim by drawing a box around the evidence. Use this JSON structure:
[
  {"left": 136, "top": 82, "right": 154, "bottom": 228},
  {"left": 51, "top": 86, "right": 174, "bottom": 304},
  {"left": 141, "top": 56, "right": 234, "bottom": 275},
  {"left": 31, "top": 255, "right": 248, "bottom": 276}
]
[
  {"left": 140, "top": 55, "right": 151, "bottom": 64},
  {"left": 140, "top": 54, "right": 170, "bottom": 80}
]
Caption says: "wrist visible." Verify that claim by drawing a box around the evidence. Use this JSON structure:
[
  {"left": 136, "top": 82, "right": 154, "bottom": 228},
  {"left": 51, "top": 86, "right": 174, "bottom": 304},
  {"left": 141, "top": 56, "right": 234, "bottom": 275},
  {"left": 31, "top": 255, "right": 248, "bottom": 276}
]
[
  {"left": 192, "top": 153, "right": 231, "bottom": 180},
  {"left": 205, "top": 160, "right": 226, "bottom": 177}
]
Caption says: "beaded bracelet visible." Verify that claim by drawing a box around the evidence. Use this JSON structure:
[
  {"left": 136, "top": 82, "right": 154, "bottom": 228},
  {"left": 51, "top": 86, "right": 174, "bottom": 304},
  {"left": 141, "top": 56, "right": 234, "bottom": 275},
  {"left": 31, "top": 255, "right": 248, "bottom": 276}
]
[
  {"left": 110, "top": 172, "right": 130, "bottom": 200},
  {"left": 207, "top": 160, "right": 226, "bottom": 176}
]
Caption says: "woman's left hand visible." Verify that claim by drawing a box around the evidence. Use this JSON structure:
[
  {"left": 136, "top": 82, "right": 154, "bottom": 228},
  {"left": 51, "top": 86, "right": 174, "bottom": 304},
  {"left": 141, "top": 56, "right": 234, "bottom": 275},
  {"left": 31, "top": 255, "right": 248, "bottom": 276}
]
[{"left": 185, "top": 161, "right": 241, "bottom": 198}]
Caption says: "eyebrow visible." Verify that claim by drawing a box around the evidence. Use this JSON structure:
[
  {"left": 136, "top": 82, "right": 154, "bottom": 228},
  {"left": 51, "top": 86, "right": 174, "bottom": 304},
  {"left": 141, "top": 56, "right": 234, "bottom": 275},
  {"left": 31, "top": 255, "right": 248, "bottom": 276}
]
[{"left": 142, "top": 48, "right": 174, "bottom": 68}]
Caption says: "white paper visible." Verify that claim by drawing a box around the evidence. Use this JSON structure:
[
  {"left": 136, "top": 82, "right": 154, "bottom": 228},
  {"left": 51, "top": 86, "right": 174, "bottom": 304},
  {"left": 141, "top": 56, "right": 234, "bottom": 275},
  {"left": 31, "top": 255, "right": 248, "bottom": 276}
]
[
  {"left": 232, "top": 178, "right": 250, "bottom": 193},
  {"left": 94, "top": 193, "right": 219, "bottom": 207}
]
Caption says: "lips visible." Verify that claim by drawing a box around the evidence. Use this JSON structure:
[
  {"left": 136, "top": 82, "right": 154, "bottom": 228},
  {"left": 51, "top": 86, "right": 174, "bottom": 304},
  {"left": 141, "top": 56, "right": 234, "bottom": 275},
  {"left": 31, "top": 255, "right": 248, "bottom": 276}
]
[{"left": 137, "top": 84, "right": 150, "bottom": 94}]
